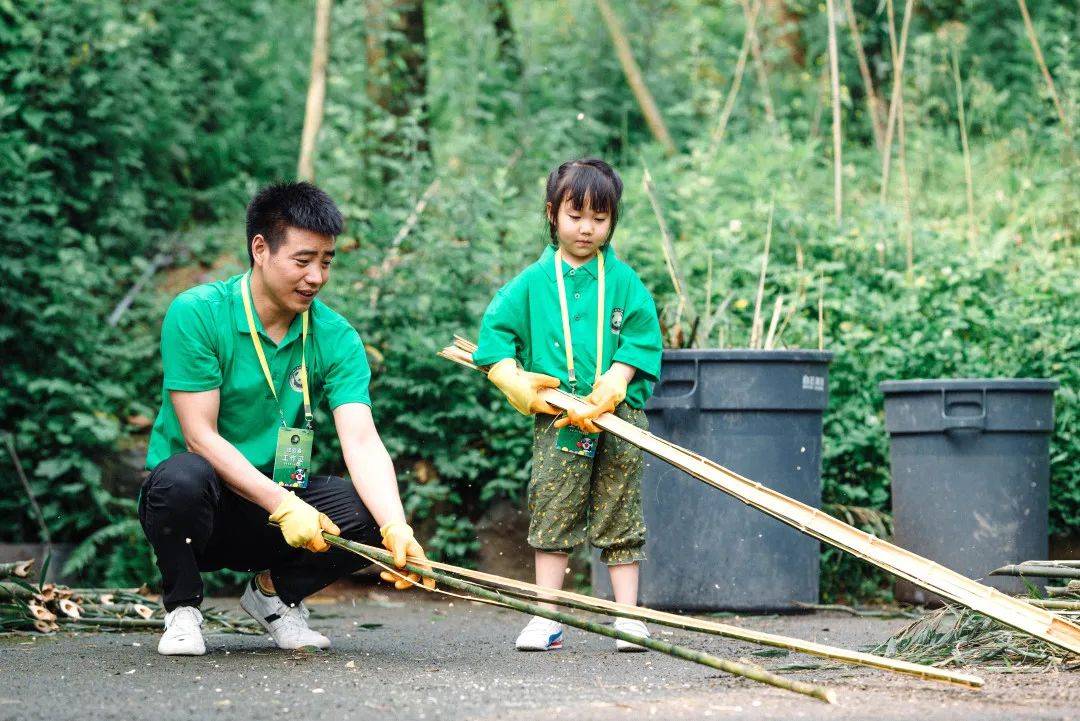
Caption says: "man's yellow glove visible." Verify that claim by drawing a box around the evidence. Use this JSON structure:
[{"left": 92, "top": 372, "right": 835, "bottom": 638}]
[
  {"left": 487, "top": 358, "right": 561, "bottom": 416},
  {"left": 269, "top": 492, "right": 340, "bottom": 553},
  {"left": 378, "top": 522, "right": 437, "bottom": 591},
  {"left": 554, "top": 369, "right": 628, "bottom": 434}
]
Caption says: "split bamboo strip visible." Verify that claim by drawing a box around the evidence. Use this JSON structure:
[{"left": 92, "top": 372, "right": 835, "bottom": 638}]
[
  {"left": 749, "top": 201, "right": 774, "bottom": 349},
  {"left": 824, "top": 0, "right": 843, "bottom": 224},
  {"left": 0, "top": 560, "right": 34, "bottom": 579},
  {"left": 763, "top": 295, "right": 784, "bottom": 350},
  {"left": 325, "top": 535, "right": 836, "bottom": 703},
  {"left": 438, "top": 341, "right": 1080, "bottom": 658},
  {"left": 991, "top": 565, "right": 1080, "bottom": 581},
  {"left": 1016, "top": 0, "right": 1072, "bottom": 137}
]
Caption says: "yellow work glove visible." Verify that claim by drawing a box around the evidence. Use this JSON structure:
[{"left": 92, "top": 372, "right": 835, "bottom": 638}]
[
  {"left": 269, "top": 492, "right": 340, "bottom": 553},
  {"left": 378, "top": 522, "right": 437, "bottom": 591},
  {"left": 554, "top": 369, "right": 628, "bottom": 434},
  {"left": 487, "top": 358, "right": 561, "bottom": 416}
]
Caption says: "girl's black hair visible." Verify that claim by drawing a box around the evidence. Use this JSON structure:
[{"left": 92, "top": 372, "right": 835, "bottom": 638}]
[{"left": 545, "top": 158, "right": 624, "bottom": 245}]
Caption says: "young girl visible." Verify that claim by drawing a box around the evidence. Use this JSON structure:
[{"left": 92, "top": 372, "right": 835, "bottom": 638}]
[{"left": 472, "top": 158, "right": 662, "bottom": 652}]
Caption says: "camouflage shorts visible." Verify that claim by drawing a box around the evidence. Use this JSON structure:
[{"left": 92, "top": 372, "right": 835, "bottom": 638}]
[{"left": 527, "top": 403, "right": 648, "bottom": 565}]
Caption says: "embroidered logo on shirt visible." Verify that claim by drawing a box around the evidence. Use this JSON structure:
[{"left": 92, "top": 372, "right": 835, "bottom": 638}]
[
  {"left": 610, "top": 307, "right": 624, "bottom": 333},
  {"left": 288, "top": 365, "right": 303, "bottom": 392}
]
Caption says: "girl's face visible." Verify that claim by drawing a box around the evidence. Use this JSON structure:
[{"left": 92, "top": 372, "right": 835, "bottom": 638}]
[{"left": 548, "top": 195, "right": 611, "bottom": 265}]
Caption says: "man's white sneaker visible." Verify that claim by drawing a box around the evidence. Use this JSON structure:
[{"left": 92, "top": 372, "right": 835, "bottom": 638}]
[
  {"left": 240, "top": 578, "right": 330, "bottom": 650},
  {"left": 613, "top": 617, "right": 650, "bottom": 652},
  {"left": 158, "top": 606, "right": 206, "bottom": 656},
  {"left": 515, "top": 616, "right": 564, "bottom": 651}
]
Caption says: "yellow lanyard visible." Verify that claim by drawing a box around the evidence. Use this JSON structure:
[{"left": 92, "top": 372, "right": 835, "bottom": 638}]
[
  {"left": 240, "top": 272, "right": 312, "bottom": 429},
  {"left": 554, "top": 249, "right": 605, "bottom": 392}
]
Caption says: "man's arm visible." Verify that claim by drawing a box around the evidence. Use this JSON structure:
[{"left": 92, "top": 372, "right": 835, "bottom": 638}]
[
  {"left": 171, "top": 388, "right": 286, "bottom": 512},
  {"left": 332, "top": 402, "right": 406, "bottom": 527}
]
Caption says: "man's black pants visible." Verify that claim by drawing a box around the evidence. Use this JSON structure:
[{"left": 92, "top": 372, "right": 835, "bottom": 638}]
[{"left": 138, "top": 452, "right": 381, "bottom": 611}]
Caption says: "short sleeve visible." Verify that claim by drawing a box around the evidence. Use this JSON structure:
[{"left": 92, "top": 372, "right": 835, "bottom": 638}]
[
  {"left": 472, "top": 276, "right": 528, "bottom": 367},
  {"left": 322, "top": 322, "right": 372, "bottom": 409},
  {"left": 612, "top": 275, "right": 662, "bottom": 383},
  {"left": 161, "top": 293, "right": 223, "bottom": 392}
]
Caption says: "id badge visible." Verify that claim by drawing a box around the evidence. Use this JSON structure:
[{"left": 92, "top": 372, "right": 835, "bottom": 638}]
[
  {"left": 273, "top": 427, "right": 314, "bottom": 488},
  {"left": 555, "top": 425, "right": 600, "bottom": 458}
]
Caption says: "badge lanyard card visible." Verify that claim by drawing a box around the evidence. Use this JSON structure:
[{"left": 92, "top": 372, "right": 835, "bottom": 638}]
[
  {"left": 241, "top": 273, "right": 314, "bottom": 488},
  {"left": 554, "top": 249, "right": 605, "bottom": 458}
]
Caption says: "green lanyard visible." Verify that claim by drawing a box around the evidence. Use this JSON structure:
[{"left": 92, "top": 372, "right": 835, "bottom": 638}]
[
  {"left": 240, "top": 272, "right": 313, "bottom": 429},
  {"left": 554, "top": 249, "right": 605, "bottom": 394}
]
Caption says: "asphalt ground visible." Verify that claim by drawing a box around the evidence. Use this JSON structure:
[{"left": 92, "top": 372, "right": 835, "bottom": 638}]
[{"left": 2, "top": 590, "right": 1077, "bottom": 721}]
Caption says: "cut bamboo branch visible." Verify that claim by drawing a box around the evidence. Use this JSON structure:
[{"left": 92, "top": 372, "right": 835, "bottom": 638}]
[
  {"left": 594, "top": 0, "right": 676, "bottom": 155},
  {"left": 326, "top": 535, "right": 838, "bottom": 702},
  {"left": 439, "top": 341, "right": 1080, "bottom": 658},
  {"left": 0, "top": 560, "right": 34, "bottom": 579},
  {"left": 949, "top": 45, "right": 977, "bottom": 251},
  {"left": 825, "top": 0, "right": 843, "bottom": 224},
  {"left": 4, "top": 432, "right": 52, "bottom": 548},
  {"left": 642, "top": 167, "right": 695, "bottom": 336},
  {"left": 1025, "top": 599, "right": 1080, "bottom": 611},
  {"left": 713, "top": 0, "right": 761, "bottom": 146},
  {"left": 842, "top": 0, "right": 884, "bottom": 149},
  {"left": 1016, "top": 0, "right": 1072, "bottom": 137},
  {"left": 991, "top": 565, "right": 1080, "bottom": 581},
  {"left": 880, "top": 0, "right": 916, "bottom": 202},
  {"left": 297, "top": 0, "right": 333, "bottom": 181},
  {"left": 763, "top": 295, "right": 784, "bottom": 349},
  {"left": 739, "top": 0, "right": 777, "bottom": 130},
  {"left": 749, "top": 201, "right": 774, "bottom": 349},
  {"left": 57, "top": 598, "right": 81, "bottom": 620}
]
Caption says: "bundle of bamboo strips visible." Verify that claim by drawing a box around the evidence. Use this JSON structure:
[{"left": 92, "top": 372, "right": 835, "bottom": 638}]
[{"left": 0, "top": 560, "right": 258, "bottom": 635}]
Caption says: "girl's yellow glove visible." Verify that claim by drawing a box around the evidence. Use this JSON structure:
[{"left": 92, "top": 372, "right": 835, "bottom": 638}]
[
  {"left": 554, "top": 370, "right": 627, "bottom": 434},
  {"left": 378, "top": 522, "right": 437, "bottom": 591},
  {"left": 487, "top": 359, "right": 561, "bottom": 416},
  {"left": 269, "top": 492, "right": 340, "bottom": 553}
]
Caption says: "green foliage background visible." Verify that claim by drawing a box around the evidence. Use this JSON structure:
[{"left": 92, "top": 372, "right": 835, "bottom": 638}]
[{"left": 1, "top": 0, "right": 1076, "bottom": 601}]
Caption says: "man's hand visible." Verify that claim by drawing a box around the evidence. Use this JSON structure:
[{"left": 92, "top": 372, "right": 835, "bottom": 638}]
[
  {"left": 487, "top": 359, "right": 561, "bottom": 416},
  {"left": 269, "top": 492, "right": 340, "bottom": 553},
  {"left": 554, "top": 369, "right": 628, "bottom": 434},
  {"left": 378, "top": 522, "right": 437, "bottom": 591}
]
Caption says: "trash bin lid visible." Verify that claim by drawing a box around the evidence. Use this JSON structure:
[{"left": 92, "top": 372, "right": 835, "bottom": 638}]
[{"left": 880, "top": 378, "right": 1059, "bottom": 394}]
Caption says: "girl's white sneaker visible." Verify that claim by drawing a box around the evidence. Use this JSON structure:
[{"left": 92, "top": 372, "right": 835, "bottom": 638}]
[
  {"left": 613, "top": 617, "right": 650, "bottom": 652},
  {"left": 515, "top": 616, "right": 564, "bottom": 651}
]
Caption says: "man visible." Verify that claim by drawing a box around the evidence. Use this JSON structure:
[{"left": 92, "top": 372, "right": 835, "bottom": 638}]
[{"left": 140, "top": 182, "right": 432, "bottom": 656}]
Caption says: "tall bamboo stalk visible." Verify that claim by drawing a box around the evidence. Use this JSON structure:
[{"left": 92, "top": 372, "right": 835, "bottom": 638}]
[
  {"left": 1016, "top": 0, "right": 1072, "bottom": 137},
  {"left": 297, "top": 0, "right": 333, "bottom": 181},
  {"left": 594, "top": 0, "right": 676, "bottom": 155},
  {"left": 824, "top": 0, "right": 843, "bottom": 225},
  {"left": 749, "top": 201, "right": 774, "bottom": 349},
  {"left": 841, "top": 0, "right": 884, "bottom": 149},
  {"left": 885, "top": 0, "right": 915, "bottom": 268},
  {"left": 950, "top": 46, "right": 977, "bottom": 251},
  {"left": 642, "top": 167, "right": 694, "bottom": 334},
  {"left": 879, "top": 0, "right": 916, "bottom": 202},
  {"left": 713, "top": 0, "right": 761, "bottom": 145},
  {"left": 739, "top": 0, "right": 777, "bottom": 131},
  {"left": 326, "top": 535, "right": 838, "bottom": 703}
]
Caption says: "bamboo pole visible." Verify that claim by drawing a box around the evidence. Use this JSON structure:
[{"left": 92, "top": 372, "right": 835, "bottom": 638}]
[
  {"left": 1025, "top": 599, "right": 1080, "bottom": 611},
  {"left": 739, "top": 0, "right": 777, "bottom": 130},
  {"left": 842, "top": 0, "right": 884, "bottom": 149},
  {"left": 825, "top": 0, "right": 843, "bottom": 225},
  {"left": 325, "top": 535, "right": 838, "bottom": 702},
  {"left": 749, "top": 201, "right": 774, "bottom": 349},
  {"left": 817, "top": 272, "right": 824, "bottom": 351},
  {"left": 713, "top": 0, "right": 761, "bottom": 145},
  {"left": 763, "top": 295, "right": 784, "bottom": 349},
  {"left": 879, "top": 0, "right": 916, "bottom": 202},
  {"left": 1016, "top": 0, "right": 1072, "bottom": 137},
  {"left": 991, "top": 565, "right": 1080, "bottom": 581},
  {"left": 0, "top": 560, "right": 34, "bottom": 579},
  {"left": 439, "top": 341, "right": 1080, "bottom": 658},
  {"left": 949, "top": 46, "right": 976, "bottom": 251},
  {"left": 594, "top": 0, "right": 676, "bottom": 155},
  {"left": 297, "top": 0, "right": 333, "bottom": 181}
]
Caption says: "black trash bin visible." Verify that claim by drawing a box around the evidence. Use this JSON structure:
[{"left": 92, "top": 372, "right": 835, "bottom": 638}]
[
  {"left": 591, "top": 349, "right": 833, "bottom": 611},
  {"left": 881, "top": 379, "right": 1058, "bottom": 602}
]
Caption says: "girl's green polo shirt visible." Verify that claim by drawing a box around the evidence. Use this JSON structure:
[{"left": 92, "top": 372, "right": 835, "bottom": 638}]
[
  {"left": 146, "top": 274, "right": 371, "bottom": 471},
  {"left": 473, "top": 244, "right": 662, "bottom": 409}
]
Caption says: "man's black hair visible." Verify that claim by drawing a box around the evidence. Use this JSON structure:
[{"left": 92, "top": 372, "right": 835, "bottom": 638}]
[{"left": 245, "top": 181, "right": 344, "bottom": 265}]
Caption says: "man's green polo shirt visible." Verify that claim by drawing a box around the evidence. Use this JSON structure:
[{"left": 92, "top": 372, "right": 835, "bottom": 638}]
[
  {"left": 146, "top": 274, "right": 371, "bottom": 471},
  {"left": 473, "top": 244, "right": 662, "bottom": 409}
]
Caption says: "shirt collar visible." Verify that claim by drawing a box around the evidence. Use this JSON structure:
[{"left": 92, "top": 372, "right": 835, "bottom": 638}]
[
  {"left": 231, "top": 274, "right": 305, "bottom": 348},
  {"left": 539, "top": 243, "right": 616, "bottom": 281}
]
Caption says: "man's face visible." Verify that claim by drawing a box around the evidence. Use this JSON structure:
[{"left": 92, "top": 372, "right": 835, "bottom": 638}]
[{"left": 251, "top": 226, "right": 335, "bottom": 314}]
